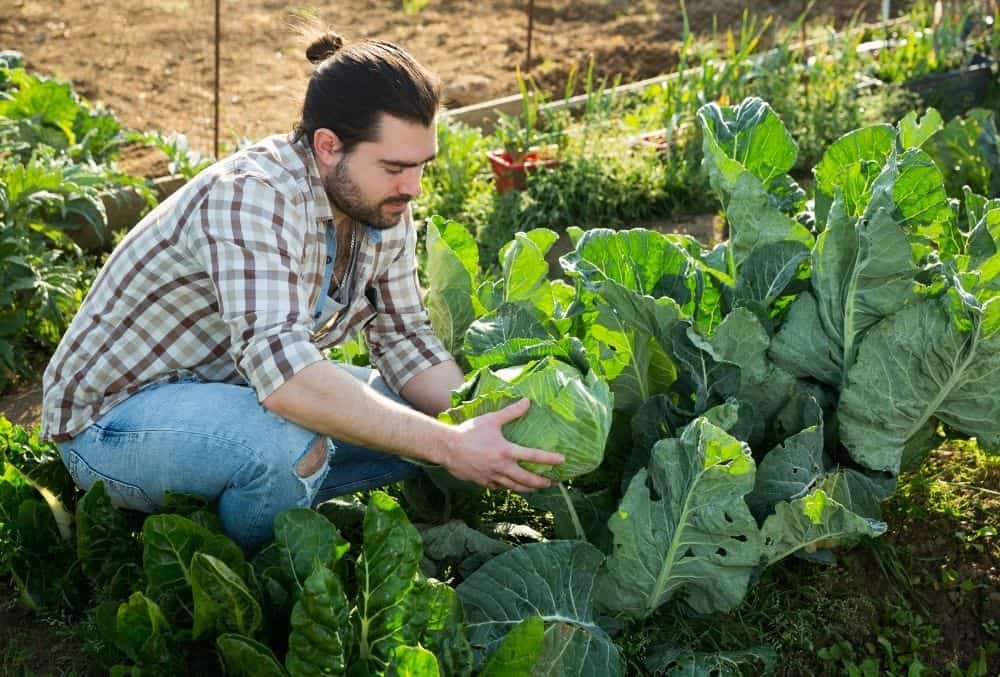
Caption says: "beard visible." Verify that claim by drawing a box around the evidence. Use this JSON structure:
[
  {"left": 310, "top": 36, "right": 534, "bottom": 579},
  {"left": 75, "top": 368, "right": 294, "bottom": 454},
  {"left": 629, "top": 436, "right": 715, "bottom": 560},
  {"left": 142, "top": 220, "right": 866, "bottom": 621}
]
[{"left": 323, "top": 155, "right": 411, "bottom": 230}]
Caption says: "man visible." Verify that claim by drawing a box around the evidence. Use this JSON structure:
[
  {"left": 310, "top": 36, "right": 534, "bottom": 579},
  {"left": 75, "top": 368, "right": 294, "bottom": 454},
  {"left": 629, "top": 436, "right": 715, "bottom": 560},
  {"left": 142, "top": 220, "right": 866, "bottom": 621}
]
[{"left": 41, "top": 33, "right": 562, "bottom": 550}]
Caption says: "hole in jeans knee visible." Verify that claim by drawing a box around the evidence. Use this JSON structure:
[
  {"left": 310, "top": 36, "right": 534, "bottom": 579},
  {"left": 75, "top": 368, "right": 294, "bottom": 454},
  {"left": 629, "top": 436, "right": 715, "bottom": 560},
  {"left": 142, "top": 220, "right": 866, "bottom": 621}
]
[{"left": 296, "top": 437, "right": 329, "bottom": 478}]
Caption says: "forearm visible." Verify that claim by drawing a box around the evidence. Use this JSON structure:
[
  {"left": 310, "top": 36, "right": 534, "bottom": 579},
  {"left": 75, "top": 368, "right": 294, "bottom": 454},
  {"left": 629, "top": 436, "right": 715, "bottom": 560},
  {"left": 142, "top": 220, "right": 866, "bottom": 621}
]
[
  {"left": 262, "top": 360, "right": 453, "bottom": 465},
  {"left": 400, "top": 359, "right": 465, "bottom": 416}
]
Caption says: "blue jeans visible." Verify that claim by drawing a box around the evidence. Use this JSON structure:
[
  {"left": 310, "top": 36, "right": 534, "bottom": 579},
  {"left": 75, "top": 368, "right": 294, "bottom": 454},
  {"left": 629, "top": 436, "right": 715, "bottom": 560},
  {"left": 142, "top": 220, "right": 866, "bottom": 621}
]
[{"left": 55, "top": 364, "right": 422, "bottom": 550}]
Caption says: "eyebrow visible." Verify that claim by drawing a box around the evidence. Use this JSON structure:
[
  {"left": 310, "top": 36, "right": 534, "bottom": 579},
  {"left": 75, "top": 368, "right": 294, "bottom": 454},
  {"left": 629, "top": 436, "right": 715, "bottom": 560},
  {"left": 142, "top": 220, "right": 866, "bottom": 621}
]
[{"left": 380, "top": 152, "right": 437, "bottom": 169}]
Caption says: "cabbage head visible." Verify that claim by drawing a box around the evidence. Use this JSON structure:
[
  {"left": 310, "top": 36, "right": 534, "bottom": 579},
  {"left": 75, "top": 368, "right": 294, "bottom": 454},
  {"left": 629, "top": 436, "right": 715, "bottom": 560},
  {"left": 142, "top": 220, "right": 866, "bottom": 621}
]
[{"left": 439, "top": 357, "right": 613, "bottom": 481}]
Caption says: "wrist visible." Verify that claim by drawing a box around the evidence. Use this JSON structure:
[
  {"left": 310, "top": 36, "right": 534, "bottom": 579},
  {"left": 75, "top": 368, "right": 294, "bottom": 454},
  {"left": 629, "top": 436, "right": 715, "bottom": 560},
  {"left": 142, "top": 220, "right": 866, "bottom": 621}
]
[{"left": 430, "top": 421, "right": 459, "bottom": 469}]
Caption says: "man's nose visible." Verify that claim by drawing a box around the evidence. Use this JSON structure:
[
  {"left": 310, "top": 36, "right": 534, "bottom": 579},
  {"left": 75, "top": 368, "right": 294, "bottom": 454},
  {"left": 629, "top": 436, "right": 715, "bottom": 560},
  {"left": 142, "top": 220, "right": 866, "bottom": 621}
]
[{"left": 400, "top": 167, "right": 423, "bottom": 198}]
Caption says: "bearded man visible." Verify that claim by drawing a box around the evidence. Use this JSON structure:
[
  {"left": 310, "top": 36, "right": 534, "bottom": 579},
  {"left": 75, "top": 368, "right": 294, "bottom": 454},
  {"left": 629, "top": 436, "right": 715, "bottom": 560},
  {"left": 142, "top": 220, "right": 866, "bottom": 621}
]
[{"left": 41, "top": 32, "right": 562, "bottom": 550}]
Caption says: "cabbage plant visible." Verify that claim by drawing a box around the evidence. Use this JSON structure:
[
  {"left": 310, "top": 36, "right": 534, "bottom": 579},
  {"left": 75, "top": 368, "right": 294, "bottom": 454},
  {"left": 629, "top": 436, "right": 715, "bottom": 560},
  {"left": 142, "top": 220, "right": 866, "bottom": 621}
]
[{"left": 440, "top": 356, "right": 613, "bottom": 482}]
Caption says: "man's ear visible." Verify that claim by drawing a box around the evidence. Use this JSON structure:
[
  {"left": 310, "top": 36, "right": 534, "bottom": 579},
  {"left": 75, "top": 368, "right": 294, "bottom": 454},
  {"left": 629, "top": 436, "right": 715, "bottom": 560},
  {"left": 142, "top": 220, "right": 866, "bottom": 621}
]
[{"left": 312, "top": 128, "right": 343, "bottom": 168}]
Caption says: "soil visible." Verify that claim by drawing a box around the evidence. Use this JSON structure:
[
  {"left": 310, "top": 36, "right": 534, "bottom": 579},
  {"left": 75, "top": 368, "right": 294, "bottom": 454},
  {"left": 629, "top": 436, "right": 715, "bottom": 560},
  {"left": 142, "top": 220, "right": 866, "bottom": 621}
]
[{"left": 2, "top": 0, "right": 910, "bottom": 177}]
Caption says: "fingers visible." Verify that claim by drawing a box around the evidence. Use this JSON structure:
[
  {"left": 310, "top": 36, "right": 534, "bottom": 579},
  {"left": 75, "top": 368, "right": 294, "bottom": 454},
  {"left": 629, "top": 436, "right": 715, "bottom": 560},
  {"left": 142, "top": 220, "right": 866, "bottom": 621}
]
[
  {"left": 503, "top": 464, "right": 552, "bottom": 490},
  {"left": 513, "top": 445, "right": 566, "bottom": 467},
  {"left": 491, "top": 397, "right": 531, "bottom": 424}
]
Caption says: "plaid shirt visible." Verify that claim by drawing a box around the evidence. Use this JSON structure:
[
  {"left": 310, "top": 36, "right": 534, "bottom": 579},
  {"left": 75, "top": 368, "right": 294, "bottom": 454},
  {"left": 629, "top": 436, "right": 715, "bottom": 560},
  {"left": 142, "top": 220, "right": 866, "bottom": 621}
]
[{"left": 41, "top": 134, "right": 451, "bottom": 442}]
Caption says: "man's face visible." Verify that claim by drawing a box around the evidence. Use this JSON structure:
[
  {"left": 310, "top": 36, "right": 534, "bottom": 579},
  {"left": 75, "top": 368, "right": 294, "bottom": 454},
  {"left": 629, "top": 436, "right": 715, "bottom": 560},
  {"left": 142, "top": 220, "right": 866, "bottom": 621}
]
[{"left": 322, "top": 114, "right": 437, "bottom": 229}]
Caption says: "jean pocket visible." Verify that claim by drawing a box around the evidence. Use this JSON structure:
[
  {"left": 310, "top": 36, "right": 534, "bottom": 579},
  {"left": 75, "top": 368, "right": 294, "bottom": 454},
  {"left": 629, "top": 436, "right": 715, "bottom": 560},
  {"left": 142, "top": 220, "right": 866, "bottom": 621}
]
[{"left": 65, "top": 448, "right": 157, "bottom": 513}]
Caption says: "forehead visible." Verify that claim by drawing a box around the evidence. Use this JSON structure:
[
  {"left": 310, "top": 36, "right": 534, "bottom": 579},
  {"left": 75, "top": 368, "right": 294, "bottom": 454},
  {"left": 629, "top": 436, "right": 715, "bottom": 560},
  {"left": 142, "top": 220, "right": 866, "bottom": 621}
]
[{"left": 359, "top": 113, "right": 436, "bottom": 161}]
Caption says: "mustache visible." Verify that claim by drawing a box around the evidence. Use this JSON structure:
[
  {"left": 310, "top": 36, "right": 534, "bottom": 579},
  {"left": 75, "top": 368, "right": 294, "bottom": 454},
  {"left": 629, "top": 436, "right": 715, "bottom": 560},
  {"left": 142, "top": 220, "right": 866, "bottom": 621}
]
[{"left": 381, "top": 195, "right": 413, "bottom": 206}]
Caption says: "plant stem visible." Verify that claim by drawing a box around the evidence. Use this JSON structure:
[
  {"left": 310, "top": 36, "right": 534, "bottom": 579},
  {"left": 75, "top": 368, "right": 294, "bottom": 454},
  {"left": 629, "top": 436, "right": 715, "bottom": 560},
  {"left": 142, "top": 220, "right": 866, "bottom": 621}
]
[{"left": 558, "top": 482, "right": 586, "bottom": 542}]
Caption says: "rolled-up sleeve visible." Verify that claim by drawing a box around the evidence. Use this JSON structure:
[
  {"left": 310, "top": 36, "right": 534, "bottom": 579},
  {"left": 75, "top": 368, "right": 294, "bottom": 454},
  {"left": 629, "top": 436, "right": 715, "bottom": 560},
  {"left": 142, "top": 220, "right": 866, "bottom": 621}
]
[
  {"left": 191, "top": 173, "right": 326, "bottom": 401},
  {"left": 366, "top": 216, "right": 452, "bottom": 393}
]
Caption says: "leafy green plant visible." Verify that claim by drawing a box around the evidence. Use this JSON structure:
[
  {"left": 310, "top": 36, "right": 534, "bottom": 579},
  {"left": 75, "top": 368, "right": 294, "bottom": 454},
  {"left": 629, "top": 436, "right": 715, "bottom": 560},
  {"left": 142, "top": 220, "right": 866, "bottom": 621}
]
[
  {"left": 0, "top": 65, "right": 123, "bottom": 164},
  {"left": 128, "top": 130, "right": 213, "bottom": 180}
]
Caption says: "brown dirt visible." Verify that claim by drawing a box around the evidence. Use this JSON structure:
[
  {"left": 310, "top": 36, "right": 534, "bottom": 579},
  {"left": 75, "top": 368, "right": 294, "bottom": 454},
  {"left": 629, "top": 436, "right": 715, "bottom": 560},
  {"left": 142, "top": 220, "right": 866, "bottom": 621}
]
[
  {"left": 835, "top": 447, "right": 1000, "bottom": 671},
  {"left": 2, "top": 0, "right": 907, "bottom": 177},
  {"left": 0, "top": 375, "right": 43, "bottom": 429}
]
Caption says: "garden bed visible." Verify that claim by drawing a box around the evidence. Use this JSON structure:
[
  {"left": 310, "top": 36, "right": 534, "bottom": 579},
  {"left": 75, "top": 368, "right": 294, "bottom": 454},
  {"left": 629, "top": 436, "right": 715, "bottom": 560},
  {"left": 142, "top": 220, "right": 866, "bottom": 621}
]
[{"left": 0, "top": 0, "right": 914, "bottom": 154}]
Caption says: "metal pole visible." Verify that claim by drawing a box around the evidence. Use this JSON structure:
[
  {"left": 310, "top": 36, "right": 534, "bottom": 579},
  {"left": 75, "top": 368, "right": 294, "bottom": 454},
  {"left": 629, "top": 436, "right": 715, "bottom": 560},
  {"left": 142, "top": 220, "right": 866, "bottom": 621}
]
[
  {"left": 213, "top": 0, "right": 221, "bottom": 159},
  {"left": 882, "top": 0, "right": 890, "bottom": 23},
  {"left": 525, "top": 0, "right": 535, "bottom": 71}
]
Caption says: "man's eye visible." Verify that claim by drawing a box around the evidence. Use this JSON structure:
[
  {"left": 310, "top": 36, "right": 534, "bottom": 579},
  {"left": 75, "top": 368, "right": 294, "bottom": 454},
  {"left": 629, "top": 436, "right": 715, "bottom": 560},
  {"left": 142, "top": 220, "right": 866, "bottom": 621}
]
[{"left": 385, "top": 167, "right": 404, "bottom": 176}]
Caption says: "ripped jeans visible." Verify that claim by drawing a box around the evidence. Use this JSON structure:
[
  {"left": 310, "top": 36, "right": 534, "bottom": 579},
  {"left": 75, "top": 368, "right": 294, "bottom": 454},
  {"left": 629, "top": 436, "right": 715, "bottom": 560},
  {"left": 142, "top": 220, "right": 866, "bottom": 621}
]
[{"left": 55, "top": 364, "right": 422, "bottom": 551}]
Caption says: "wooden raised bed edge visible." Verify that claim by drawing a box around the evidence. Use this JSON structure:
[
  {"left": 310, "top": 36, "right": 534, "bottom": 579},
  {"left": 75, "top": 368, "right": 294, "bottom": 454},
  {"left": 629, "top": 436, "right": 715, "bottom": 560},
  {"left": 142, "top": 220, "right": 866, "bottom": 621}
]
[
  {"left": 70, "top": 173, "right": 185, "bottom": 251},
  {"left": 443, "top": 15, "right": 916, "bottom": 134}
]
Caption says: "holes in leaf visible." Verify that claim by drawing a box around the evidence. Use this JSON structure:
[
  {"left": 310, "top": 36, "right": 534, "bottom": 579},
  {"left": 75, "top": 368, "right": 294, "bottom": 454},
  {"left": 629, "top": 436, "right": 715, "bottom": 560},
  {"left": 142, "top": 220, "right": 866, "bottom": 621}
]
[
  {"left": 716, "top": 547, "right": 728, "bottom": 557},
  {"left": 723, "top": 512, "right": 734, "bottom": 523},
  {"left": 683, "top": 547, "right": 695, "bottom": 559},
  {"left": 732, "top": 534, "right": 748, "bottom": 542}
]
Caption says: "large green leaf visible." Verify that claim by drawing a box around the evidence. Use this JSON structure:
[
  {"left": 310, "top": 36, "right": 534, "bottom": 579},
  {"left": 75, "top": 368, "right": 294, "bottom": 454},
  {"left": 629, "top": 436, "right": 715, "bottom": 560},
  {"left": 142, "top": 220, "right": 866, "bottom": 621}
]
[
  {"left": 892, "top": 148, "right": 961, "bottom": 258},
  {"left": 584, "top": 299, "right": 677, "bottom": 415},
  {"left": 839, "top": 295, "right": 1000, "bottom": 474},
  {"left": 724, "top": 171, "right": 814, "bottom": 269},
  {"left": 709, "top": 308, "right": 797, "bottom": 444},
  {"left": 597, "top": 418, "right": 761, "bottom": 619},
  {"left": 733, "top": 240, "right": 810, "bottom": 312},
  {"left": 286, "top": 564, "right": 350, "bottom": 677},
  {"left": 0, "top": 70, "right": 79, "bottom": 146},
  {"left": 698, "top": 97, "right": 798, "bottom": 197},
  {"left": 761, "top": 488, "right": 887, "bottom": 565},
  {"left": 697, "top": 98, "right": 813, "bottom": 271},
  {"left": 216, "top": 634, "right": 286, "bottom": 677},
  {"left": 419, "top": 520, "right": 511, "bottom": 580},
  {"left": 561, "top": 227, "right": 710, "bottom": 324},
  {"left": 813, "top": 125, "right": 895, "bottom": 227},
  {"left": 463, "top": 302, "right": 586, "bottom": 372},
  {"left": 190, "top": 553, "right": 262, "bottom": 640},
  {"left": 458, "top": 540, "right": 623, "bottom": 677},
  {"left": 401, "top": 577, "right": 473, "bottom": 677},
  {"left": 500, "top": 228, "right": 559, "bottom": 318},
  {"left": 109, "top": 592, "right": 173, "bottom": 666},
  {"left": 745, "top": 397, "right": 825, "bottom": 519},
  {"left": 142, "top": 514, "right": 246, "bottom": 623},
  {"left": 771, "top": 186, "right": 919, "bottom": 387},
  {"left": 386, "top": 645, "right": 441, "bottom": 677},
  {"left": 425, "top": 216, "right": 481, "bottom": 355},
  {"left": 353, "top": 492, "right": 423, "bottom": 671},
  {"left": 479, "top": 615, "right": 544, "bottom": 677},
  {"left": 273, "top": 508, "right": 350, "bottom": 590}
]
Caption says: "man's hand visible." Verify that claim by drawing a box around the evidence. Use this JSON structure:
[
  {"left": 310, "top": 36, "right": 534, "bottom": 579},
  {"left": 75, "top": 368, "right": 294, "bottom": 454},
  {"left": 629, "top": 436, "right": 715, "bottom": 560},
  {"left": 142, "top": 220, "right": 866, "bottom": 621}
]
[{"left": 441, "top": 398, "right": 565, "bottom": 492}]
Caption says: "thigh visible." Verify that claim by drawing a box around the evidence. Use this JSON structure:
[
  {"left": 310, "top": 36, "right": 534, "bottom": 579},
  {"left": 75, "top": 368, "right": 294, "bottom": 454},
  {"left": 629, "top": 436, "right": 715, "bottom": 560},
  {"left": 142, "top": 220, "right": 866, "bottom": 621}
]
[{"left": 57, "top": 379, "right": 319, "bottom": 510}]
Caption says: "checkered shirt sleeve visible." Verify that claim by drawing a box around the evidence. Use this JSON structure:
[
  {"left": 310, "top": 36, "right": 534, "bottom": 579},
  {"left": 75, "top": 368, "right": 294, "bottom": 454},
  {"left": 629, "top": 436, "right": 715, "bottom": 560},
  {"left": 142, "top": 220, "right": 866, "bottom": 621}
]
[
  {"left": 365, "top": 213, "right": 453, "bottom": 393},
  {"left": 189, "top": 173, "right": 327, "bottom": 400}
]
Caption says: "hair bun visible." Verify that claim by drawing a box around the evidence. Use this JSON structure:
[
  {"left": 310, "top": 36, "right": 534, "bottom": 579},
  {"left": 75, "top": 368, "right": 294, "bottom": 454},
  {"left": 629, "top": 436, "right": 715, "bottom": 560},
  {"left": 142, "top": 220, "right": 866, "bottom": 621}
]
[{"left": 306, "top": 33, "right": 344, "bottom": 64}]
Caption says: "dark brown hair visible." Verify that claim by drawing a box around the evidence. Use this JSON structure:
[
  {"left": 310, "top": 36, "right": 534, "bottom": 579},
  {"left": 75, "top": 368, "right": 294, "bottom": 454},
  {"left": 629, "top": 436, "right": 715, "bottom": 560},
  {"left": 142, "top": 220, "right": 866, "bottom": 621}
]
[{"left": 294, "top": 31, "right": 441, "bottom": 153}]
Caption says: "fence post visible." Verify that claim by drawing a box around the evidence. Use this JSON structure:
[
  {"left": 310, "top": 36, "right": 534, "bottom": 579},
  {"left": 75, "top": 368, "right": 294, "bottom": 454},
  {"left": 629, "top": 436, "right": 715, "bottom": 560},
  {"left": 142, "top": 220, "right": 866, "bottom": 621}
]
[{"left": 213, "top": 0, "right": 221, "bottom": 159}]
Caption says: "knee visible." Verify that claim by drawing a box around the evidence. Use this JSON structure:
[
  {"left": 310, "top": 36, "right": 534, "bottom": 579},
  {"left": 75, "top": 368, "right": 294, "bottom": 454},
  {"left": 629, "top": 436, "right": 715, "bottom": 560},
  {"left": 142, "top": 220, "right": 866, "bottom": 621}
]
[{"left": 296, "top": 437, "right": 329, "bottom": 478}]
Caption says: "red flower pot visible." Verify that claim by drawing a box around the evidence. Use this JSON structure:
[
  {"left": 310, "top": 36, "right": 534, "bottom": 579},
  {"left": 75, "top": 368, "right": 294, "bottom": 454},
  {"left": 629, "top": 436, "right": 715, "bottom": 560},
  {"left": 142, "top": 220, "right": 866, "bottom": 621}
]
[{"left": 487, "top": 149, "right": 561, "bottom": 194}]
